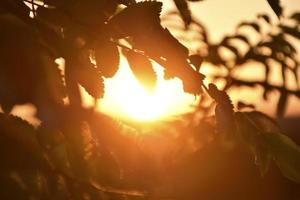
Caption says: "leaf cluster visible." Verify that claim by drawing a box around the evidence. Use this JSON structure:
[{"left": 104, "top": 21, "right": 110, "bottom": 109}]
[{"left": 0, "top": 0, "right": 299, "bottom": 200}]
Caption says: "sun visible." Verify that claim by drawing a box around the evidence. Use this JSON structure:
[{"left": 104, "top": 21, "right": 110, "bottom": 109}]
[{"left": 87, "top": 56, "right": 198, "bottom": 121}]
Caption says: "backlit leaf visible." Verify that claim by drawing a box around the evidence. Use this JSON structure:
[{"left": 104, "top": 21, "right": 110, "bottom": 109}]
[
  {"left": 95, "top": 38, "right": 120, "bottom": 78},
  {"left": 125, "top": 50, "right": 157, "bottom": 92},
  {"left": 76, "top": 63, "right": 104, "bottom": 99}
]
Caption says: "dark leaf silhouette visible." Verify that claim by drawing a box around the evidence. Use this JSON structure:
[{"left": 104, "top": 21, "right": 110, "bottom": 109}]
[
  {"left": 0, "top": 113, "right": 48, "bottom": 170},
  {"left": 258, "top": 13, "right": 271, "bottom": 23},
  {"left": 0, "top": 13, "right": 65, "bottom": 113},
  {"left": 75, "top": 60, "right": 104, "bottom": 99},
  {"left": 207, "top": 83, "right": 234, "bottom": 135},
  {"left": 280, "top": 25, "right": 300, "bottom": 40},
  {"left": 108, "top": 1, "right": 162, "bottom": 38},
  {"left": 237, "top": 22, "right": 261, "bottom": 33},
  {"left": 65, "top": 0, "right": 118, "bottom": 26},
  {"left": 124, "top": 50, "right": 157, "bottom": 92},
  {"left": 95, "top": 38, "right": 120, "bottom": 78},
  {"left": 267, "top": 0, "right": 283, "bottom": 18},
  {"left": 290, "top": 12, "right": 300, "bottom": 22},
  {"left": 189, "top": 54, "right": 203, "bottom": 71},
  {"left": 0, "top": 1, "right": 299, "bottom": 198}
]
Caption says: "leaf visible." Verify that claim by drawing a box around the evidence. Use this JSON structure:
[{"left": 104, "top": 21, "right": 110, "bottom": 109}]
[
  {"left": 290, "top": 12, "right": 300, "bottom": 22},
  {"left": 189, "top": 54, "right": 203, "bottom": 71},
  {"left": 237, "top": 22, "right": 260, "bottom": 33},
  {"left": 235, "top": 111, "right": 300, "bottom": 183},
  {"left": 207, "top": 84, "right": 234, "bottom": 134},
  {"left": 135, "top": 27, "right": 189, "bottom": 61},
  {"left": 0, "top": 13, "right": 66, "bottom": 112},
  {"left": 0, "top": 113, "right": 48, "bottom": 170},
  {"left": 173, "top": 0, "right": 192, "bottom": 26},
  {"left": 76, "top": 63, "right": 105, "bottom": 99},
  {"left": 231, "top": 34, "right": 250, "bottom": 45},
  {"left": 132, "top": 26, "right": 205, "bottom": 94},
  {"left": 264, "top": 131, "right": 300, "bottom": 183},
  {"left": 208, "top": 45, "right": 225, "bottom": 66},
  {"left": 257, "top": 13, "right": 271, "bottom": 24},
  {"left": 124, "top": 50, "right": 157, "bottom": 92},
  {"left": 280, "top": 25, "right": 300, "bottom": 40},
  {"left": 267, "top": 0, "right": 283, "bottom": 18},
  {"left": 221, "top": 43, "right": 239, "bottom": 57},
  {"left": 95, "top": 38, "right": 120, "bottom": 78},
  {"left": 108, "top": 1, "right": 162, "bottom": 38}
]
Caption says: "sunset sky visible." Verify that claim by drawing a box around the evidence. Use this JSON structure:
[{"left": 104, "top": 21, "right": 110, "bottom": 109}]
[
  {"left": 96, "top": 0, "right": 300, "bottom": 120},
  {"left": 12, "top": 0, "right": 300, "bottom": 123}
]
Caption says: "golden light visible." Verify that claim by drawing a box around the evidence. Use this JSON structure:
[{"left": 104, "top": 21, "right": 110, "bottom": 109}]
[{"left": 92, "top": 56, "right": 198, "bottom": 121}]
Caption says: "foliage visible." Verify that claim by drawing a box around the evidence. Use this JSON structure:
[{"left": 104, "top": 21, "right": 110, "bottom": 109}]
[{"left": 0, "top": 0, "right": 299, "bottom": 200}]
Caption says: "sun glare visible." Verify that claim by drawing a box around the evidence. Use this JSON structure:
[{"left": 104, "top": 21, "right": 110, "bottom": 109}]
[{"left": 90, "top": 56, "right": 197, "bottom": 121}]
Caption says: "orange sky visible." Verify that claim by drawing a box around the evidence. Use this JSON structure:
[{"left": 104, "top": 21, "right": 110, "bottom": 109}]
[
  {"left": 160, "top": 0, "right": 300, "bottom": 117},
  {"left": 97, "top": 0, "right": 300, "bottom": 119},
  {"left": 10, "top": 0, "right": 300, "bottom": 125}
]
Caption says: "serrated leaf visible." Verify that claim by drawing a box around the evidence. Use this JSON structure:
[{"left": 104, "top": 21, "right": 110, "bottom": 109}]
[
  {"left": 125, "top": 50, "right": 156, "bottom": 92},
  {"left": 95, "top": 38, "right": 120, "bottom": 78},
  {"left": 0, "top": 113, "right": 47, "bottom": 170},
  {"left": 108, "top": 1, "right": 162, "bottom": 38},
  {"left": 76, "top": 63, "right": 104, "bottom": 99},
  {"left": 135, "top": 27, "right": 189, "bottom": 61},
  {"left": 267, "top": 0, "right": 282, "bottom": 18},
  {"left": 208, "top": 84, "right": 234, "bottom": 135}
]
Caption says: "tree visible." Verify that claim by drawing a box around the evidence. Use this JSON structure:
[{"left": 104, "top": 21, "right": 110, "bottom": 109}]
[{"left": 0, "top": 0, "right": 299, "bottom": 199}]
